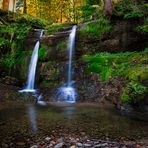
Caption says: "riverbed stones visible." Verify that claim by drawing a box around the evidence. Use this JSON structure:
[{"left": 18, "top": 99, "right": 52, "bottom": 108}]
[
  {"left": 30, "top": 145, "right": 38, "bottom": 148},
  {"left": 45, "top": 136, "right": 51, "bottom": 142},
  {"left": 54, "top": 142, "right": 64, "bottom": 148},
  {"left": 76, "top": 142, "right": 83, "bottom": 147}
]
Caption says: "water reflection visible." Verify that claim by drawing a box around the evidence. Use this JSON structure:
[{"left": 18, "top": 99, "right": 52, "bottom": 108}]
[
  {"left": 63, "top": 106, "right": 76, "bottom": 120},
  {"left": 0, "top": 103, "right": 147, "bottom": 143},
  {"left": 27, "top": 105, "right": 37, "bottom": 133}
]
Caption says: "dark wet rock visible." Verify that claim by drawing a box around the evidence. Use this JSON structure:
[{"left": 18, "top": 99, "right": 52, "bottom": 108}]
[
  {"left": 1, "top": 143, "right": 9, "bottom": 148},
  {"left": 24, "top": 29, "right": 43, "bottom": 51},
  {"left": 0, "top": 76, "right": 19, "bottom": 86},
  {"left": 77, "top": 19, "right": 147, "bottom": 54},
  {"left": 117, "top": 103, "right": 134, "bottom": 113}
]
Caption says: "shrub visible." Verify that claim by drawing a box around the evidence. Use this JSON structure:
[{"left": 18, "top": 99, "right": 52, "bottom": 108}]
[
  {"left": 114, "top": 0, "right": 147, "bottom": 19},
  {"left": 121, "top": 81, "right": 147, "bottom": 103},
  {"left": 83, "top": 51, "right": 148, "bottom": 103},
  {"left": 80, "top": 17, "right": 112, "bottom": 39},
  {"left": 16, "top": 15, "right": 49, "bottom": 28},
  {"left": 135, "top": 17, "right": 148, "bottom": 33}
]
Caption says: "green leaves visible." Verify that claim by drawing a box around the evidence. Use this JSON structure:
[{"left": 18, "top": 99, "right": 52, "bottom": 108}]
[
  {"left": 0, "top": 9, "right": 51, "bottom": 71},
  {"left": 121, "top": 81, "right": 147, "bottom": 103},
  {"left": 114, "top": 0, "right": 147, "bottom": 19},
  {"left": 16, "top": 15, "right": 48, "bottom": 28},
  {"left": 124, "top": 11, "right": 144, "bottom": 19},
  {"left": 0, "top": 38, "right": 9, "bottom": 47}
]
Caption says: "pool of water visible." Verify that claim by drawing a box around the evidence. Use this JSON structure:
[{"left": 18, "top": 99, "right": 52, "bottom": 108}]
[{"left": 0, "top": 102, "right": 147, "bottom": 146}]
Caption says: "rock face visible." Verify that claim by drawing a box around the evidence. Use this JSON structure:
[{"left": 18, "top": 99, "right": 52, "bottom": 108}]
[
  {"left": 24, "top": 29, "right": 44, "bottom": 51},
  {"left": 1, "top": 18, "right": 147, "bottom": 105},
  {"left": 10, "top": 20, "right": 141, "bottom": 102},
  {"left": 76, "top": 19, "right": 148, "bottom": 55}
]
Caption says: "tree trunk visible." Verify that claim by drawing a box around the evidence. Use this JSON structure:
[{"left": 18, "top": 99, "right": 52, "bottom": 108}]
[
  {"left": 23, "top": 0, "right": 27, "bottom": 14},
  {"left": 3, "top": 0, "right": 9, "bottom": 10},
  {"left": 104, "top": 0, "right": 112, "bottom": 17}
]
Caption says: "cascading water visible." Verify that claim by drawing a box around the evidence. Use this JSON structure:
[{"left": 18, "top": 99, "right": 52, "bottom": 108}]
[
  {"left": 67, "top": 25, "right": 77, "bottom": 86},
  {"left": 57, "top": 25, "right": 77, "bottom": 103},
  {"left": 19, "top": 30, "right": 44, "bottom": 93}
]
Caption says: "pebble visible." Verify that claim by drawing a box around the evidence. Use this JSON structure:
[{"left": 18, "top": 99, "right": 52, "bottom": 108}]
[
  {"left": 30, "top": 145, "right": 38, "bottom": 148},
  {"left": 54, "top": 142, "right": 64, "bottom": 148},
  {"left": 83, "top": 143, "right": 92, "bottom": 147},
  {"left": 94, "top": 144, "right": 102, "bottom": 147},
  {"left": 50, "top": 140, "right": 56, "bottom": 145},
  {"left": 121, "top": 146, "right": 127, "bottom": 148},
  {"left": 45, "top": 137, "right": 51, "bottom": 142},
  {"left": 76, "top": 142, "right": 83, "bottom": 147},
  {"left": 101, "top": 143, "right": 108, "bottom": 147},
  {"left": 57, "top": 137, "right": 64, "bottom": 143},
  {"left": 2, "top": 143, "right": 9, "bottom": 148},
  {"left": 2, "top": 135, "right": 148, "bottom": 148},
  {"left": 46, "top": 143, "right": 53, "bottom": 147},
  {"left": 16, "top": 141, "right": 25, "bottom": 146},
  {"left": 70, "top": 145, "right": 76, "bottom": 148}
]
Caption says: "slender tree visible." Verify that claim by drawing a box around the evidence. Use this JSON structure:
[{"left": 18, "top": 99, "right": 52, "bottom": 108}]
[
  {"left": 3, "top": 0, "right": 9, "bottom": 10},
  {"left": 23, "top": 0, "right": 27, "bottom": 13},
  {"left": 104, "top": 0, "right": 112, "bottom": 17}
]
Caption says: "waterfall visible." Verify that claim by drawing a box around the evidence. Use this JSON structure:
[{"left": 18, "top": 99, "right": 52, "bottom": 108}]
[
  {"left": 67, "top": 25, "right": 77, "bottom": 86},
  {"left": 19, "top": 30, "right": 44, "bottom": 93},
  {"left": 56, "top": 25, "right": 77, "bottom": 103},
  {"left": 25, "top": 41, "right": 39, "bottom": 91}
]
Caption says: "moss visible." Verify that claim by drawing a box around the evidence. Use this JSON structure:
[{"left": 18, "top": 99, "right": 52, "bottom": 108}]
[
  {"left": 46, "top": 23, "right": 73, "bottom": 35},
  {"left": 83, "top": 51, "right": 148, "bottom": 103},
  {"left": 79, "top": 17, "right": 112, "bottom": 39},
  {"left": 56, "top": 41, "right": 67, "bottom": 51},
  {"left": 40, "top": 81, "right": 50, "bottom": 88}
]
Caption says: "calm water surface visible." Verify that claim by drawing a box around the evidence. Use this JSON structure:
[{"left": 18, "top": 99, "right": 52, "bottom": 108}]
[{"left": 0, "top": 103, "right": 147, "bottom": 144}]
